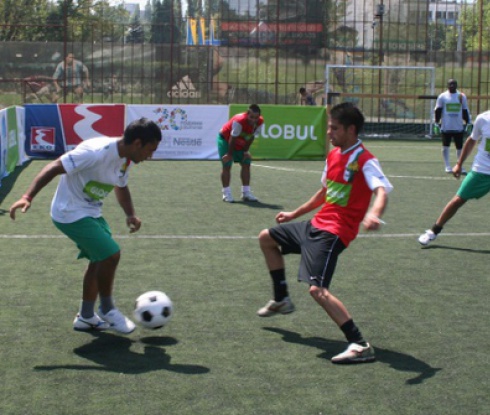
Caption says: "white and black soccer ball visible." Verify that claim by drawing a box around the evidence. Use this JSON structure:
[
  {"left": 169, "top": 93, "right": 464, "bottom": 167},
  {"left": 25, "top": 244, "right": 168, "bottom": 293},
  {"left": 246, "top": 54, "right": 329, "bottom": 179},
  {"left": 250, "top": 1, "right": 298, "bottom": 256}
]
[{"left": 134, "top": 291, "right": 173, "bottom": 329}]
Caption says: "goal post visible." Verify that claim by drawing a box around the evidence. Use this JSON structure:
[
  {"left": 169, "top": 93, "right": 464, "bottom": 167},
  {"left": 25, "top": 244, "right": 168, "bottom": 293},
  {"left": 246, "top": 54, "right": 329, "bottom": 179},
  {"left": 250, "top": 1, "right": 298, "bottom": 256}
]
[{"left": 325, "top": 65, "right": 436, "bottom": 139}]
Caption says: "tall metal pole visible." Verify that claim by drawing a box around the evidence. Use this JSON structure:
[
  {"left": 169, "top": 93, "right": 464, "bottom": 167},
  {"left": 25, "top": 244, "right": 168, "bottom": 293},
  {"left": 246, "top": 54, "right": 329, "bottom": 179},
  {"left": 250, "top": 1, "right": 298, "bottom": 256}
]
[{"left": 477, "top": 0, "right": 483, "bottom": 114}]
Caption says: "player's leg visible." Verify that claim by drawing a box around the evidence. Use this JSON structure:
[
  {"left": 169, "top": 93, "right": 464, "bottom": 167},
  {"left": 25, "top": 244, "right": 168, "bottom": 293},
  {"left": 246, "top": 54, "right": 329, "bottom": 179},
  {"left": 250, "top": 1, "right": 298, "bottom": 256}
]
[
  {"left": 257, "top": 223, "right": 305, "bottom": 316},
  {"left": 454, "top": 133, "right": 466, "bottom": 173},
  {"left": 240, "top": 158, "right": 258, "bottom": 201},
  {"left": 73, "top": 85, "right": 83, "bottom": 103},
  {"left": 53, "top": 217, "right": 134, "bottom": 333},
  {"left": 441, "top": 133, "right": 452, "bottom": 172},
  {"left": 418, "top": 172, "right": 490, "bottom": 245},
  {"left": 217, "top": 134, "right": 234, "bottom": 202}
]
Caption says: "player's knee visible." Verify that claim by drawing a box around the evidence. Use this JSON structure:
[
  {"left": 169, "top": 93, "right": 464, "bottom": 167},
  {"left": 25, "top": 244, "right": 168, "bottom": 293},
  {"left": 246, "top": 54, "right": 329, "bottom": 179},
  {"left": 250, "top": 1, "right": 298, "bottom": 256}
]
[
  {"left": 309, "top": 285, "right": 328, "bottom": 301},
  {"left": 258, "top": 229, "right": 273, "bottom": 246},
  {"left": 104, "top": 251, "right": 121, "bottom": 267}
]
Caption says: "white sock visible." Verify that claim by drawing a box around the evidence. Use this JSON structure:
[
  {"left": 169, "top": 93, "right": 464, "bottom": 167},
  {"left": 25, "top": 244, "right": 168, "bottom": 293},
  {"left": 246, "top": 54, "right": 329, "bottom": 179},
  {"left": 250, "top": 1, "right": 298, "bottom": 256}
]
[
  {"left": 242, "top": 186, "right": 251, "bottom": 193},
  {"left": 222, "top": 187, "right": 231, "bottom": 194},
  {"left": 442, "top": 147, "right": 450, "bottom": 168}
]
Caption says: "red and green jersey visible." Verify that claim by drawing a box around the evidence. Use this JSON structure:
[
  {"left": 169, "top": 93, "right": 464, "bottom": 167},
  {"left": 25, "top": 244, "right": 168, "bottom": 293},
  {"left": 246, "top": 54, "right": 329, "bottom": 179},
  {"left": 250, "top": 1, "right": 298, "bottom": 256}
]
[
  {"left": 220, "top": 112, "right": 264, "bottom": 150},
  {"left": 311, "top": 142, "right": 379, "bottom": 247}
]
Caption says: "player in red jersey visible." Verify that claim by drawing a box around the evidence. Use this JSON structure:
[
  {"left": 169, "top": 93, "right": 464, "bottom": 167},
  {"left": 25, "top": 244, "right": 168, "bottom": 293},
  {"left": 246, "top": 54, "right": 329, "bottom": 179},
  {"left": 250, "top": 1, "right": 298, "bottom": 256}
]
[
  {"left": 257, "top": 102, "right": 393, "bottom": 364},
  {"left": 217, "top": 104, "right": 264, "bottom": 203}
]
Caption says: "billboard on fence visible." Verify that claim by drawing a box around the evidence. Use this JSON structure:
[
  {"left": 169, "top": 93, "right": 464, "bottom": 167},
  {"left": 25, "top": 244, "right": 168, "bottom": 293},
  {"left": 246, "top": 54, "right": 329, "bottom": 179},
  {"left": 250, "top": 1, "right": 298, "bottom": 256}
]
[
  {"left": 5, "top": 107, "right": 19, "bottom": 173},
  {"left": 229, "top": 104, "right": 326, "bottom": 160},
  {"left": 24, "top": 104, "right": 64, "bottom": 157},
  {"left": 126, "top": 105, "right": 228, "bottom": 160},
  {"left": 59, "top": 104, "right": 125, "bottom": 151},
  {"left": 24, "top": 104, "right": 126, "bottom": 157},
  {"left": 0, "top": 106, "right": 29, "bottom": 187}
]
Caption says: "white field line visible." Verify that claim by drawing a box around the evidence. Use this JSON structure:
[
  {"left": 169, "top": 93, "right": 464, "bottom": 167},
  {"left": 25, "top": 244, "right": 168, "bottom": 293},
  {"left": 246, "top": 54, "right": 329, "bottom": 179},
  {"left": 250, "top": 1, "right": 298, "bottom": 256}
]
[
  {"left": 252, "top": 163, "right": 454, "bottom": 181},
  {"left": 1, "top": 233, "right": 490, "bottom": 240}
]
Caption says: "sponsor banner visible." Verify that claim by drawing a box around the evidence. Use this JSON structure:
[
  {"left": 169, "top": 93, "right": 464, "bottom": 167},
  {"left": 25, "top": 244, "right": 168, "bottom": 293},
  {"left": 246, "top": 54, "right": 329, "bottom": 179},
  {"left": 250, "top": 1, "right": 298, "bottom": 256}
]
[
  {"left": 15, "top": 106, "right": 29, "bottom": 165},
  {"left": 59, "top": 104, "right": 125, "bottom": 151},
  {"left": 0, "top": 108, "right": 7, "bottom": 179},
  {"left": 5, "top": 106, "right": 19, "bottom": 173},
  {"left": 126, "top": 105, "right": 228, "bottom": 159},
  {"left": 229, "top": 105, "right": 326, "bottom": 160},
  {"left": 24, "top": 104, "right": 64, "bottom": 156}
]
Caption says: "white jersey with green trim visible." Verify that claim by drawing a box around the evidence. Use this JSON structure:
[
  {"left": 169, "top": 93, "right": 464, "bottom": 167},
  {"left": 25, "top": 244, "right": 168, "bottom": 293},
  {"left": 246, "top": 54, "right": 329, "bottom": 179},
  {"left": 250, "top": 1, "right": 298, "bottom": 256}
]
[
  {"left": 51, "top": 137, "right": 131, "bottom": 223},
  {"left": 470, "top": 111, "right": 490, "bottom": 175},
  {"left": 435, "top": 90, "right": 470, "bottom": 133}
]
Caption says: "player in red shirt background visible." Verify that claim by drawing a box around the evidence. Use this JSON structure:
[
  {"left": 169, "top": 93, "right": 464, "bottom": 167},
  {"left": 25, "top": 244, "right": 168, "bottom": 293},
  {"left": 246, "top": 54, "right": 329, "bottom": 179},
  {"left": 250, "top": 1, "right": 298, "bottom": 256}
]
[{"left": 217, "top": 104, "right": 264, "bottom": 203}]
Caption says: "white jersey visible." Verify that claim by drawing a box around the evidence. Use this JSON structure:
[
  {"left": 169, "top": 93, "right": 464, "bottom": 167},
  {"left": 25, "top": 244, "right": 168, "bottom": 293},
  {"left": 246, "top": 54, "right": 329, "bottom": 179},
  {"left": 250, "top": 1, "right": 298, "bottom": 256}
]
[
  {"left": 51, "top": 137, "right": 132, "bottom": 223},
  {"left": 435, "top": 90, "right": 470, "bottom": 133},
  {"left": 469, "top": 111, "right": 490, "bottom": 175}
]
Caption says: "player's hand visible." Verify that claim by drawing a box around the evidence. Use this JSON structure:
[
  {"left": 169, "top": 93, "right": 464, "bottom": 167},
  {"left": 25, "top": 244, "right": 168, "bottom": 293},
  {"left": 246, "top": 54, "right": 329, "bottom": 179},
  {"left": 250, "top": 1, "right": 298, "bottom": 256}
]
[
  {"left": 243, "top": 151, "right": 252, "bottom": 160},
  {"left": 432, "top": 124, "right": 441, "bottom": 136},
  {"left": 465, "top": 123, "right": 473, "bottom": 135},
  {"left": 452, "top": 164, "right": 462, "bottom": 179},
  {"left": 9, "top": 198, "right": 31, "bottom": 220},
  {"left": 127, "top": 216, "right": 142, "bottom": 233},
  {"left": 362, "top": 213, "right": 385, "bottom": 231},
  {"left": 222, "top": 154, "right": 232, "bottom": 163},
  {"left": 275, "top": 211, "right": 294, "bottom": 224}
]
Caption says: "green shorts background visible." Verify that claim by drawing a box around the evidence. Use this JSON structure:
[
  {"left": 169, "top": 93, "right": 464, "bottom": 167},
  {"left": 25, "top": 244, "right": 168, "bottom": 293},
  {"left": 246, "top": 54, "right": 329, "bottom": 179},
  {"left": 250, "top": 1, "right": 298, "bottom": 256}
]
[
  {"left": 53, "top": 217, "right": 120, "bottom": 262},
  {"left": 217, "top": 134, "right": 252, "bottom": 166},
  {"left": 457, "top": 171, "right": 490, "bottom": 200}
]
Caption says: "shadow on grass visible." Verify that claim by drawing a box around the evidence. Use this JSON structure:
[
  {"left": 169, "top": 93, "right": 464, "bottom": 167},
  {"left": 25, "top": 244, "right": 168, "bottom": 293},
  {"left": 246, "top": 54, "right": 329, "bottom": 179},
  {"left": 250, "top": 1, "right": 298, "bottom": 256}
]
[
  {"left": 232, "top": 200, "right": 284, "bottom": 210},
  {"left": 0, "top": 161, "right": 32, "bottom": 207},
  {"left": 34, "top": 331, "right": 210, "bottom": 375},
  {"left": 263, "top": 327, "right": 441, "bottom": 385},
  {"left": 423, "top": 245, "right": 490, "bottom": 254}
]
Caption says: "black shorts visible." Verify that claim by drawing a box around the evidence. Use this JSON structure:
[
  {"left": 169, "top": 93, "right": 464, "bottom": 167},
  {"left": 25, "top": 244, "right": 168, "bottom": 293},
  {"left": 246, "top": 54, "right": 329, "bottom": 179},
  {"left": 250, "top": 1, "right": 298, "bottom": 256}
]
[
  {"left": 269, "top": 221, "right": 346, "bottom": 288},
  {"left": 441, "top": 132, "right": 464, "bottom": 149}
]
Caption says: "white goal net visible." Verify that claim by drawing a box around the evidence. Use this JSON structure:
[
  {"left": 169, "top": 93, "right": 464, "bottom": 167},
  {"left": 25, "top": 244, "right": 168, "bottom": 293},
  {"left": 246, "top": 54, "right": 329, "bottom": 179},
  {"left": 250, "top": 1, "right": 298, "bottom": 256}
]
[{"left": 325, "top": 65, "right": 435, "bottom": 139}]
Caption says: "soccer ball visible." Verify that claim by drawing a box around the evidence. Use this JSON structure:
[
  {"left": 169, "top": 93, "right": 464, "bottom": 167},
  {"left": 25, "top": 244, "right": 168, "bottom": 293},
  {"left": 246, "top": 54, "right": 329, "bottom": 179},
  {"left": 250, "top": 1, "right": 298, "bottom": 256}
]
[{"left": 134, "top": 291, "right": 173, "bottom": 329}]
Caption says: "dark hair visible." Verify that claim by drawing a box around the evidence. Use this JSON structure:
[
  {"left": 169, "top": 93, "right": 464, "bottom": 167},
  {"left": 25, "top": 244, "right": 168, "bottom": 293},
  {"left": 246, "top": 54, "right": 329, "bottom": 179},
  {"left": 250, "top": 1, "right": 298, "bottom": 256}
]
[
  {"left": 299, "top": 87, "right": 306, "bottom": 94},
  {"left": 248, "top": 104, "right": 261, "bottom": 115},
  {"left": 123, "top": 118, "right": 162, "bottom": 146},
  {"left": 329, "top": 102, "right": 365, "bottom": 135}
]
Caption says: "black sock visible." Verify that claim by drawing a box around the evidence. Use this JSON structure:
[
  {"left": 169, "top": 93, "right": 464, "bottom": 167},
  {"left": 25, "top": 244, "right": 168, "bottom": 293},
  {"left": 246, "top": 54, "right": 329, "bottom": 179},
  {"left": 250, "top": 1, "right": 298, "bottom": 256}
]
[
  {"left": 340, "top": 319, "right": 366, "bottom": 345},
  {"left": 270, "top": 269, "right": 288, "bottom": 302},
  {"left": 432, "top": 224, "right": 443, "bottom": 235}
]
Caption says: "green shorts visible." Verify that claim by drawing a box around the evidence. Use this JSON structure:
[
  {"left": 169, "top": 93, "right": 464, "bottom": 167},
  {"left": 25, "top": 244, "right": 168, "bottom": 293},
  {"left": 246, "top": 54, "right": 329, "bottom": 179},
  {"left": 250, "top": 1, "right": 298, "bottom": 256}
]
[
  {"left": 217, "top": 134, "right": 252, "bottom": 167},
  {"left": 457, "top": 171, "right": 490, "bottom": 200},
  {"left": 53, "top": 217, "right": 120, "bottom": 262}
]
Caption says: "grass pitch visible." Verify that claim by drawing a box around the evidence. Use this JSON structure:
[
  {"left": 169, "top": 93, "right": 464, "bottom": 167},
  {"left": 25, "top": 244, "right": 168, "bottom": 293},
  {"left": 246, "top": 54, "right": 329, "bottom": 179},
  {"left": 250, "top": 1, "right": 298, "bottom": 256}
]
[{"left": 0, "top": 141, "right": 488, "bottom": 415}]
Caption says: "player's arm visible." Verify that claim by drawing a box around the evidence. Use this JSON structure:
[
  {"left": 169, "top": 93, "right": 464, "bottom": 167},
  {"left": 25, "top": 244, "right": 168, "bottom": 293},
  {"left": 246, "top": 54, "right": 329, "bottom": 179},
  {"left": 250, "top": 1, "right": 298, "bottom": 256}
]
[
  {"left": 453, "top": 136, "right": 477, "bottom": 178},
  {"left": 434, "top": 107, "right": 442, "bottom": 124},
  {"left": 114, "top": 185, "right": 141, "bottom": 233},
  {"left": 9, "top": 159, "right": 66, "bottom": 220},
  {"left": 276, "top": 187, "right": 325, "bottom": 224},
  {"left": 363, "top": 186, "right": 388, "bottom": 230}
]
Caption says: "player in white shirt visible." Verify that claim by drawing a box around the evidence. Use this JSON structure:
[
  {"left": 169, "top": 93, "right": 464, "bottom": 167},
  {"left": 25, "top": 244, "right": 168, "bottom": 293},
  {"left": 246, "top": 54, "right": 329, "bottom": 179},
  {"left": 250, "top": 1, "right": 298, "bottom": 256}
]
[
  {"left": 434, "top": 79, "right": 472, "bottom": 173},
  {"left": 10, "top": 118, "right": 162, "bottom": 334},
  {"left": 419, "top": 110, "right": 490, "bottom": 245}
]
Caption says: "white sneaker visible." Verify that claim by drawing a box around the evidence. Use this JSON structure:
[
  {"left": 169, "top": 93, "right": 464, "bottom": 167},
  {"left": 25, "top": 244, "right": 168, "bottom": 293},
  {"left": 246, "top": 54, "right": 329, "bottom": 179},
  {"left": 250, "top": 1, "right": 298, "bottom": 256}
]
[
  {"left": 445, "top": 166, "right": 452, "bottom": 173},
  {"left": 99, "top": 308, "right": 136, "bottom": 334},
  {"left": 241, "top": 190, "right": 258, "bottom": 202},
  {"left": 257, "top": 297, "right": 295, "bottom": 317},
  {"left": 222, "top": 191, "right": 235, "bottom": 203},
  {"left": 73, "top": 313, "right": 110, "bottom": 331},
  {"left": 418, "top": 229, "right": 437, "bottom": 246},
  {"left": 331, "top": 342, "right": 375, "bottom": 364}
]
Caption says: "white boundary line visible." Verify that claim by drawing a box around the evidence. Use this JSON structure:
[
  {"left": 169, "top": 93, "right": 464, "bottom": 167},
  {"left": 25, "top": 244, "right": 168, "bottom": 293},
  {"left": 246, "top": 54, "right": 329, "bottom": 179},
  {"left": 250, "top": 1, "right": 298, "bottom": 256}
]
[
  {"left": 252, "top": 163, "right": 455, "bottom": 181},
  {"left": 1, "top": 233, "right": 490, "bottom": 240}
]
